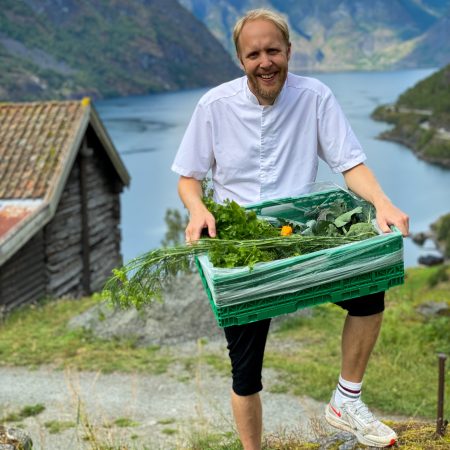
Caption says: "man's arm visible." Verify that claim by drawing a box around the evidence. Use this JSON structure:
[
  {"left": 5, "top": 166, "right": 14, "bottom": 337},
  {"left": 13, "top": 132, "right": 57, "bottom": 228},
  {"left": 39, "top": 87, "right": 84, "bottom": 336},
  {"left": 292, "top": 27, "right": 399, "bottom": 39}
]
[
  {"left": 343, "top": 163, "right": 409, "bottom": 236},
  {"left": 178, "top": 176, "right": 216, "bottom": 242}
]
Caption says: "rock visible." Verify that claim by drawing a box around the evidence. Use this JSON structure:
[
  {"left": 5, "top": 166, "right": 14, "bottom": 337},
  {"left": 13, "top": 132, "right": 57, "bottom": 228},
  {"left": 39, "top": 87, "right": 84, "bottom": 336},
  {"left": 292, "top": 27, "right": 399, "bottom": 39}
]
[
  {"left": 0, "top": 426, "right": 32, "bottom": 450},
  {"left": 316, "top": 430, "right": 359, "bottom": 449},
  {"left": 410, "top": 232, "right": 430, "bottom": 246},
  {"left": 418, "top": 254, "right": 445, "bottom": 266},
  {"left": 417, "top": 301, "right": 450, "bottom": 318},
  {"left": 68, "top": 273, "right": 224, "bottom": 345}
]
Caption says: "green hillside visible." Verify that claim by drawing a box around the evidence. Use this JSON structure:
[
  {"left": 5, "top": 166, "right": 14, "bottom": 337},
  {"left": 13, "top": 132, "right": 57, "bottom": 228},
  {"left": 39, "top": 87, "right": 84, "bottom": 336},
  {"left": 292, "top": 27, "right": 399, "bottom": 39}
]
[
  {"left": 397, "top": 65, "right": 450, "bottom": 127},
  {"left": 0, "top": 0, "right": 240, "bottom": 101},
  {"left": 372, "top": 64, "right": 450, "bottom": 169}
]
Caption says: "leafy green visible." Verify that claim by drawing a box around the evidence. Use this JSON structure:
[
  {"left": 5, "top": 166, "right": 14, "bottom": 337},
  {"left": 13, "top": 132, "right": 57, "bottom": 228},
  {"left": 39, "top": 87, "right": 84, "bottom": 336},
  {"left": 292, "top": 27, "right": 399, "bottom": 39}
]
[
  {"left": 203, "top": 198, "right": 280, "bottom": 267},
  {"left": 316, "top": 199, "right": 348, "bottom": 221},
  {"left": 281, "top": 200, "right": 376, "bottom": 238},
  {"left": 347, "top": 222, "right": 378, "bottom": 238},
  {"left": 334, "top": 206, "right": 363, "bottom": 228},
  {"left": 203, "top": 198, "right": 377, "bottom": 266},
  {"left": 203, "top": 198, "right": 279, "bottom": 240},
  {"left": 315, "top": 220, "right": 341, "bottom": 237}
]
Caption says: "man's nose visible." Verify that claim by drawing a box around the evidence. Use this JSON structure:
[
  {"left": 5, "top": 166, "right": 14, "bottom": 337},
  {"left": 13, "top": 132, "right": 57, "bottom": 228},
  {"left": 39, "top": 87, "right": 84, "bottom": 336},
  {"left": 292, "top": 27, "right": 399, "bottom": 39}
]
[{"left": 259, "top": 53, "right": 272, "bottom": 68}]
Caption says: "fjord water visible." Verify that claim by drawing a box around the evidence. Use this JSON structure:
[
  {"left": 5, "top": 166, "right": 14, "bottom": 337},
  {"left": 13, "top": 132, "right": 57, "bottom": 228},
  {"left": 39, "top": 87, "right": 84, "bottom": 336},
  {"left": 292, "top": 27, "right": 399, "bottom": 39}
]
[{"left": 96, "top": 68, "right": 450, "bottom": 267}]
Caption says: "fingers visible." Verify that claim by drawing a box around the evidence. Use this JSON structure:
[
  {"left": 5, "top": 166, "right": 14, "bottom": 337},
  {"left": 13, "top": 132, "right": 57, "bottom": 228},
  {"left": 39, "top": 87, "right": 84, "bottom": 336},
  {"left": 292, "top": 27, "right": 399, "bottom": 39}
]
[
  {"left": 377, "top": 213, "right": 410, "bottom": 237},
  {"left": 206, "top": 216, "right": 216, "bottom": 238},
  {"left": 390, "top": 211, "right": 409, "bottom": 237},
  {"left": 402, "top": 214, "right": 410, "bottom": 236},
  {"left": 185, "top": 227, "right": 201, "bottom": 244},
  {"left": 396, "top": 216, "right": 410, "bottom": 237},
  {"left": 185, "top": 212, "right": 216, "bottom": 243},
  {"left": 377, "top": 218, "right": 392, "bottom": 234}
]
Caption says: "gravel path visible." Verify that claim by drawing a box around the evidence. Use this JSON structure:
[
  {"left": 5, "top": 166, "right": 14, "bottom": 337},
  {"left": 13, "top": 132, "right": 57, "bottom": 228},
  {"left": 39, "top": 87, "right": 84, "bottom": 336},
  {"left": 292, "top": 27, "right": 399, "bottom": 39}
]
[{"left": 0, "top": 352, "right": 327, "bottom": 449}]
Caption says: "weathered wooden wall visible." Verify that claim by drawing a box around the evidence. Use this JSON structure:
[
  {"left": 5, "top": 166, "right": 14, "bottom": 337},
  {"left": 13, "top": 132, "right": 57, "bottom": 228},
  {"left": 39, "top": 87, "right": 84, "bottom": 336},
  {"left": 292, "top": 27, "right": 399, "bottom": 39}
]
[
  {"left": 0, "top": 125, "right": 124, "bottom": 310},
  {"left": 0, "top": 230, "right": 46, "bottom": 312},
  {"left": 44, "top": 161, "right": 84, "bottom": 298},
  {"left": 85, "top": 126, "right": 123, "bottom": 292},
  {"left": 44, "top": 125, "right": 123, "bottom": 297}
]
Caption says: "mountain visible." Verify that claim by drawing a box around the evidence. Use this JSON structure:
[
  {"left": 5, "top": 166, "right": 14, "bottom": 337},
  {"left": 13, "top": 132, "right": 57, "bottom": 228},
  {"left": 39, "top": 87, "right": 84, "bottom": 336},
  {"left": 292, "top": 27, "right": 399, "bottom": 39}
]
[
  {"left": 0, "top": 0, "right": 240, "bottom": 101},
  {"left": 177, "top": 0, "right": 450, "bottom": 72},
  {"left": 2, "top": 0, "right": 449, "bottom": 101},
  {"left": 372, "top": 64, "right": 450, "bottom": 169},
  {"left": 396, "top": 14, "right": 450, "bottom": 68}
]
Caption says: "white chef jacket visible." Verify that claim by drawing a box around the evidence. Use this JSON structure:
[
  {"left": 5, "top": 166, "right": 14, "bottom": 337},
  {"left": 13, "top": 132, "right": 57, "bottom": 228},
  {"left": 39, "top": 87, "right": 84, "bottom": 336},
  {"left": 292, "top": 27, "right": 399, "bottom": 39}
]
[{"left": 171, "top": 72, "right": 366, "bottom": 205}]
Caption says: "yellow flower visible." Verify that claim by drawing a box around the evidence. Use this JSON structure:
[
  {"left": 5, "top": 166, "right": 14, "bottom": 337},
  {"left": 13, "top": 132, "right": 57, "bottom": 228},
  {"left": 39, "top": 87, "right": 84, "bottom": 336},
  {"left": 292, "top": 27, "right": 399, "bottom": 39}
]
[
  {"left": 81, "top": 97, "right": 91, "bottom": 107},
  {"left": 280, "top": 225, "right": 293, "bottom": 236}
]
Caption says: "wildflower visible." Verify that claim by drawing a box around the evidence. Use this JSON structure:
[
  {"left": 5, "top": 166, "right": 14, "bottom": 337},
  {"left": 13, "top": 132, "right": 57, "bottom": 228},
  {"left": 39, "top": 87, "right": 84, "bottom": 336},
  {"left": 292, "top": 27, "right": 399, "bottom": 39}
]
[{"left": 280, "top": 225, "right": 293, "bottom": 236}]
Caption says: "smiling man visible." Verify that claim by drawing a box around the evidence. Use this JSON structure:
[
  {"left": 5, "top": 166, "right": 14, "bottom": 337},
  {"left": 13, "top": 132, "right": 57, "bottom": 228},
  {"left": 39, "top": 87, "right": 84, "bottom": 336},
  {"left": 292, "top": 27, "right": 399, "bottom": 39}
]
[
  {"left": 235, "top": 17, "right": 291, "bottom": 105},
  {"left": 171, "top": 9, "right": 408, "bottom": 450}
]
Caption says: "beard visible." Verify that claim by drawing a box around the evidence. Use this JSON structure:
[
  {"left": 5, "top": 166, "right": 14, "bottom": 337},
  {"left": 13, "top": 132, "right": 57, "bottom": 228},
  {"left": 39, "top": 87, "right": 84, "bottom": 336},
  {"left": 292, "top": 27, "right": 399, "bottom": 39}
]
[
  {"left": 247, "top": 68, "right": 287, "bottom": 105},
  {"left": 251, "top": 82, "right": 281, "bottom": 103}
]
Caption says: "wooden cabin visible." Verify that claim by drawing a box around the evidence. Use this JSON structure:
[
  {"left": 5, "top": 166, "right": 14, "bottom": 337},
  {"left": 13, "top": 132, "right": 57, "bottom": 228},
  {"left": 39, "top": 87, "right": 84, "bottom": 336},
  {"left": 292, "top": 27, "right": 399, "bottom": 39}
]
[{"left": 0, "top": 99, "right": 130, "bottom": 313}]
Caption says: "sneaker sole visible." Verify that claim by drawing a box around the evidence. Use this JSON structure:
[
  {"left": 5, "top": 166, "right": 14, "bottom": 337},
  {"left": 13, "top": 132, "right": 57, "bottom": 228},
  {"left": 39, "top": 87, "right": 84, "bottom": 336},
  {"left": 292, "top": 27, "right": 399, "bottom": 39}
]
[{"left": 325, "top": 406, "right": 397, "bottom": 448}]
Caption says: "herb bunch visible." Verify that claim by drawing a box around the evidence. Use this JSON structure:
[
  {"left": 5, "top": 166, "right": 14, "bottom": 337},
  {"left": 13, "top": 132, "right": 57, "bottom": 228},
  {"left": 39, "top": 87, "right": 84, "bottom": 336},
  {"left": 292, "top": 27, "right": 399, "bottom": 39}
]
[{"left": 203, "top": 197, "right": 280, "bottom": 267}]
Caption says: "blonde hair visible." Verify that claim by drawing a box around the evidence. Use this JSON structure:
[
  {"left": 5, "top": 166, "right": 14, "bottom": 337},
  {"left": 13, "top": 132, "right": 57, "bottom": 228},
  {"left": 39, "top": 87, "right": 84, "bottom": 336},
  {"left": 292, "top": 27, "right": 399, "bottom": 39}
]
[{"left": 233, "top": 9, "right": 290, "bottom": 56}]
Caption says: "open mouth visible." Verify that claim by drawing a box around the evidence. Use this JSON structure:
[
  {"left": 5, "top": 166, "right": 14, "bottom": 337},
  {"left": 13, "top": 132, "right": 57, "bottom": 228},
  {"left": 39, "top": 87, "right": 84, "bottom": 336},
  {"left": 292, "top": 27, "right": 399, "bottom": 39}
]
[{"left": 259, "top": 72, "right": 277, "bottom": 81}]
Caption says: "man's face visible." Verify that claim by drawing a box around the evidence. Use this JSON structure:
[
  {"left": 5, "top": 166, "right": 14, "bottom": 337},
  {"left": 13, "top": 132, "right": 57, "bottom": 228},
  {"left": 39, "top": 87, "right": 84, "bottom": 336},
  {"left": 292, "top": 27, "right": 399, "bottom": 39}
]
[{"left": 237, "top": 19, "right": 291, "bottom": 105}]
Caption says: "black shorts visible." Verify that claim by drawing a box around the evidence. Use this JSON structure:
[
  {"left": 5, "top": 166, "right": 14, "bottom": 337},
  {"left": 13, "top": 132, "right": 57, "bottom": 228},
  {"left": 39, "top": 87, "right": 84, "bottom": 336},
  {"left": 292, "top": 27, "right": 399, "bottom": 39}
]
[{"left": 224, "top": 291, "right": 385, "bottom": 396}]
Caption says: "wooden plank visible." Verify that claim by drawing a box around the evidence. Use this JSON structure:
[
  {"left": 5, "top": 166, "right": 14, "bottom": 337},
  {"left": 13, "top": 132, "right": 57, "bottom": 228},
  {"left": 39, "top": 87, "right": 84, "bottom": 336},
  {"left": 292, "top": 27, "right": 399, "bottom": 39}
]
[
  {"left": 79, "top": 140, "right": 91, "bottom": 295},
  {"left": 44, "top": 146, "right": 84, "bottom": 299},
  {"left": 0, "top": 231, "right": 46, "bottom": 310}
]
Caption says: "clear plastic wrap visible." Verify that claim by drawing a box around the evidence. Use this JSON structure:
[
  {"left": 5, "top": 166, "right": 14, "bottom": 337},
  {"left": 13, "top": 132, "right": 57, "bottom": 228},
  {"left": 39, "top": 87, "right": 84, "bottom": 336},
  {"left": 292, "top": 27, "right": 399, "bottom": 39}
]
[{"left": 198, "top": 236, "right": 402, "bottom": 307}]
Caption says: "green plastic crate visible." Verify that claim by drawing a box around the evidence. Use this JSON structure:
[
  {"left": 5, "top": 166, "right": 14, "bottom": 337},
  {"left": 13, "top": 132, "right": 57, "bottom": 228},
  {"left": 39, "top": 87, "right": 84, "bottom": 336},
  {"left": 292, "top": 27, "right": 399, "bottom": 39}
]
[{"left": 196, "top": 187, "right": 405, "bottom": 327}]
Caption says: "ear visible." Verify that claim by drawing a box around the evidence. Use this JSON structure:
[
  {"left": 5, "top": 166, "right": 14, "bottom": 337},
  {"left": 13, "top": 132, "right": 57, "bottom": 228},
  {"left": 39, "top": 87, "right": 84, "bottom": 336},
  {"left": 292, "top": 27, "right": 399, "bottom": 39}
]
[
  {"left": 287, "top": 42, "right": 292, "bottom": 61},
  {"left": 237, "top": 53, "right": 245, "bottom": 71}
]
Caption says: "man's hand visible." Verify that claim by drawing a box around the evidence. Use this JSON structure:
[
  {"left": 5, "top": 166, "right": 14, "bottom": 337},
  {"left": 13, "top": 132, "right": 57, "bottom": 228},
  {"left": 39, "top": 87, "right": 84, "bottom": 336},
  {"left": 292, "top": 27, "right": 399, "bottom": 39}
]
[
  {"left": 374, "top": 198, "right": 409, "bottom": 236},
  {"left": 343, "top": 164, "right": 409, "bottom": 237},
  {"left": 185, "top": 208, "right": 216, "bottom": 243},
  {"left": 177, "top": 176, "right": 216, "bottom": 243}
]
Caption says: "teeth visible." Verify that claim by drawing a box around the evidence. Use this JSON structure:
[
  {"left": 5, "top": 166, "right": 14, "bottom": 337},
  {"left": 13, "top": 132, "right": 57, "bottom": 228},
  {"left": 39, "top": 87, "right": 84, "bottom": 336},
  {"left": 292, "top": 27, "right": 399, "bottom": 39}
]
[{"left": 260, "top": 74, "right": 274, "bottom": 79}]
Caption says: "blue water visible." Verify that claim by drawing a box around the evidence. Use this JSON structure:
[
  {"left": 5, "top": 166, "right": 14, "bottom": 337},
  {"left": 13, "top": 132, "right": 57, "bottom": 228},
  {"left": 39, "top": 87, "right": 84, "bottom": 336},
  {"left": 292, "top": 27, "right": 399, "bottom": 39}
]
[{"left": 96, "top": 68, "right": 450, "bottom": 267}]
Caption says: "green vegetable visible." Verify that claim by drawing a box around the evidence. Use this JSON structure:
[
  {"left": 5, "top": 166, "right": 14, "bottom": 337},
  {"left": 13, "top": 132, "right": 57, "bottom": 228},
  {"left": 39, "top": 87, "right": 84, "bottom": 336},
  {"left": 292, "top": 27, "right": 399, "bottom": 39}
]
[
  {"left": 347, "top": 222, "right": 378, "bottom": 238},
  {"left": 102, "top": 198, "right": 380, "bottom": 309},
  {"left": 334, "top": 206, "right": 363, "bottom": 228},
  {"left": 203, "top": 198, "right": 279, "bottom": 267}
]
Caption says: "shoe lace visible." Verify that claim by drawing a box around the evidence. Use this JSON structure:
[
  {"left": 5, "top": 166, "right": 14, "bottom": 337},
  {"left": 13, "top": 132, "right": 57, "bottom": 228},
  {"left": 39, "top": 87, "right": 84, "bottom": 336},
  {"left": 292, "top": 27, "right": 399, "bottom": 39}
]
[{"left": 349, "top": 399, "right": 378, "bottom": 424}]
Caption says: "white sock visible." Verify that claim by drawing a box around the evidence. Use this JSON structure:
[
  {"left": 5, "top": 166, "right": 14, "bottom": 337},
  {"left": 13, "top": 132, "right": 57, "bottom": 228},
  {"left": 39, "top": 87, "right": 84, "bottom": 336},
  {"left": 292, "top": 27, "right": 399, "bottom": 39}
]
[{"left": 334, "top": 375, "right": 362, "bottom": 407}]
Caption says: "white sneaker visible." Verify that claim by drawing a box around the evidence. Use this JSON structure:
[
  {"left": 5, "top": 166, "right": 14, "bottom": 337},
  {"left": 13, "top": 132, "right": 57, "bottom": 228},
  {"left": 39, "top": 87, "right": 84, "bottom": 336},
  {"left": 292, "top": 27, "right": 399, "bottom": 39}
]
[{"left": 325, "top": 391, "right": 397, "bottom": 448}]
